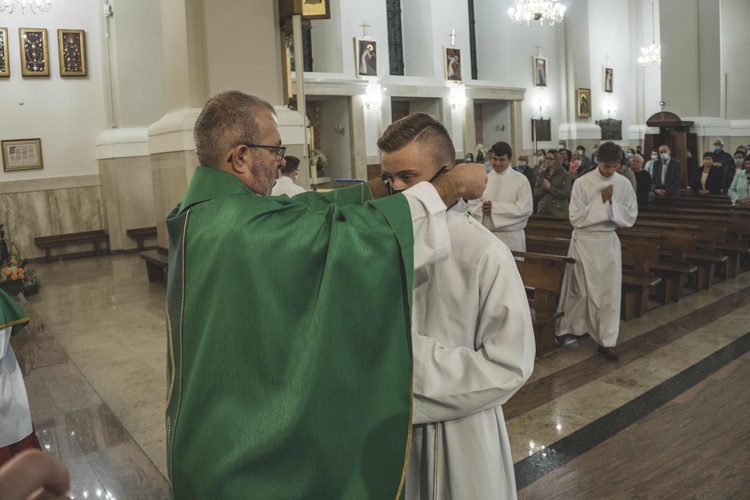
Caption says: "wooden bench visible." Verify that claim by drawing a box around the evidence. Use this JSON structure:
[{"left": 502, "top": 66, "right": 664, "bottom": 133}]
[
  {"left": 34, "top": 230, "right": 110, "bottom": 262},
  {"left": 126, "top": 226, "right": 158, "bottom": 251},
  {"left": 620, "top": 240, "right": 662, "bottom": 320},
  {"left": 513, "top": 252, "right": 573, "bottom": 357},
  {"left": 139, "top": 249, "right": 168, "bottom": 282}
]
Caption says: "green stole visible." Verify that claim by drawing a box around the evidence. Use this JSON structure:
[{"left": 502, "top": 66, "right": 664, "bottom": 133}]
[
  {"left": 166, "top": 167, "right": 415, "bottom": 499},
  {"left": 0, "top": 288, "right": 29, "bottom": 335}
]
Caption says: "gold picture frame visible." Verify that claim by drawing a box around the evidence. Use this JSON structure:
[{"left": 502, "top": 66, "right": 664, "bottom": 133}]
[
  {"left": 2, "top": 138, "right": 44, "bottom": 172},
  {"left": 58, "top": 29, "right": 87, "bottom": 77},
  {"left": 577, "top": 88, "right": 591, "bottom": 118},
  {"left": 0, "top": 28, "right": 9, "bottom": 77},
  {"left": 19, "top": 28, "right": 49, "bottom": 76},
  {"left": 603, "top": 66, "right": 613, "bottom": 93},
  {"left": 533, "top": 56, "right": 547, "bottom": 87},
  {"left": 302, "top": 0, "right": 330, "bottom": 19}
]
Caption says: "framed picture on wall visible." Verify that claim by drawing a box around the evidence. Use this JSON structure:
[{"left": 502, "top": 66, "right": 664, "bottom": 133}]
[
  {"left": 19, "top": 28, "right": 49, "bottom": 76},
  {"left": 2, "top": 138, "right": 44, "bottom": 172},
  {"left": 58, "top": 29, "right": 87, "bottom": 77},
  {"left": 533, "top": 56, "right": 547, "bottom": 87},
  {"left": 0, "top": 28, "right": 9, "bottom": 77},
  {"left": 531, "top": 118, "right": 552, "bottom": 142},
  {"left": 577, "top": 88, "right": 591, "bottom": 118},
  {"left": 445, "top": 47, "right": 462, "bottom": 82},
  {"left": 603, "top": 66, "right": 613, "bottom": 93},
  {"left": 355, "top": 38, "right": 377, "bottom": 77}
]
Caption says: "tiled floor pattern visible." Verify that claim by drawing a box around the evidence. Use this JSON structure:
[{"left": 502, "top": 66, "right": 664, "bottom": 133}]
[{"left": 10, "top": 254, "right": 750, "bottom": 498}]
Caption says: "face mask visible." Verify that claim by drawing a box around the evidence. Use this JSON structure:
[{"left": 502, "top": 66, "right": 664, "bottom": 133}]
[
  {"left": 537, "top": 155, "right": 544, "bottom": 162},
  {"left": 626, "top": 153, "right": 634, "bottom": 159},
  {"left": 660, "top": 153, "right": 670, "bottom": 162},
  {"left": 735, "top": 158, "right": 744, "bottom": 166},
  {"left": 651, "top": 154, "right": 658, "bottom": 161},
  {"left": 713, "top": 145, "right": 720, "bottom": 152},
  {"left": 577, "top": 149, "right": 584, "bottom": 155},
  {"left": 558, "top": 145, "right": 565, "bottom": 150},
  {"left": 518, "top": 161, "right": 527, "bottom": 166}
]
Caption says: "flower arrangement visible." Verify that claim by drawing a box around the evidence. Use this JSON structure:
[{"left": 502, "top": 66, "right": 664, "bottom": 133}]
[
  {"left": 474, "top": 144, "right": 488, "bottom": 163},
  {"left": 0, "top": 226, "right": 41, "bottom": 297},
  {"left": 311, "top": 149, "right": 328, "bottom": 176}
]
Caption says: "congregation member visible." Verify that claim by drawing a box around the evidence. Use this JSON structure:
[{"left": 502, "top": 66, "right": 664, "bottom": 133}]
[
  {"left": 568, "top": 150, "right": 582, "bottom": 181},
  {"left": 557, "top": 142, "right": 638, "bottom": 359},
  {"left": 378, "top": 113, "right": 534, "bottom": 500},
  {"left": 515, "top": 154, "right": 538, "bottom": 189},
  {"left": 723, "top": 150, "right": 746, "bottom": 194},
  {"left": 270, "top": 155, "right": 306, "bottom": 196},
  {"left": 651, "top": 145, "right": 683, "bottom": 198},
  {"left": 534, "top": 150, "right": 572, "bottom": 217},
  {"left": 630, "top": 154, "right": 651, "bottom": 207},
  {"left": 0, "top": 288, "right": 39, "bottom": 468},
  {"left": 558, "top": 140, "right": 573, "bottom": 162},
  {"left": 576, "top": 145, "right": 596, "bottom": 176},
  {"left": 165, "top": 91, "right": 486, "bottom": 498},
  {"left": 690, "top": 152, "right": 724, "bottom": 195},
  {"left": 617, "top": 153, "right": 638, "bottom": 192},
  {"left": 728, "top": 156, "right": 750, "bottom": 206},
  {"left": 469, "top": 141, "right": 533, "bottom": 251},
  {"left": 645, "top": 149, "right": 658, "bottom": 176},
  {"left": 711, "top": 138, "right": 734, "bottom": 171},
  {"left": 533, "top": 149, "right": 546, "bottom": 175}
]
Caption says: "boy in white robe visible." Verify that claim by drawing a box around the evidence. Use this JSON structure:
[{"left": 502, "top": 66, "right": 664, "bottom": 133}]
[
  {"left": 378, "top": 112, "right": 536, "bottom": 499},
  {"left": 557, "top": 141, "right": 638, "bottom": 359},
  {"left": 468, "top": 141, "right": 533, "bottom": 252}
]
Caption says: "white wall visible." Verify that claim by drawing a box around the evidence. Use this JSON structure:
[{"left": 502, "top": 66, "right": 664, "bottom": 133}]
[
  {"left": 319, "top": 97, "right": 353, "bottom": 179},
  {"left": 401, "top": 0, "right": 434, "bottom": 78},
  {"left": 0, "top": 0, "right": 106, "bottom": 180},
  {"left": 721, "top": 0, "right": 750, "bottom": 121}
]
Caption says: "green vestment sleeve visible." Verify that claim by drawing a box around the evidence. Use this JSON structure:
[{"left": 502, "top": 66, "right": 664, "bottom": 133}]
[
  {"left": 166, "top": 167, "right": 415, "bottom": 499},
  {"left": 0, "top": 288, "right": 30, "bottom": 335}
]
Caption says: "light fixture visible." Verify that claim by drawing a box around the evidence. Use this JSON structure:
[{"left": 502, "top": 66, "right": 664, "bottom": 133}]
[
  {"left": 364, "top": 81, "right": 381, "bottom": 109},
  {"left": 0, "top": 0, "right": 53, "bottom": 14},
  {"left": 638, "top": 0, "right": 661, "bottom": 66},
  {"left": 508, "top": 0, "right": 566, "bottom": 26},
  {"left": 605, "top": 99, "right": 618, "bottom": 117},
  {"left": 449, "top": 84, "right": 466, "bottom": 109}
]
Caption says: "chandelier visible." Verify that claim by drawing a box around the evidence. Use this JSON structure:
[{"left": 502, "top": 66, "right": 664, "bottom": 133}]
[
  {"left": 0, "top": 0, "right": 53, "bottom": 14},
  {"left": 638, "top": 0, "right": 661, "bottom": 66},
  {"left": 508, "top": 0, "right": 566, "bottom": 26}
]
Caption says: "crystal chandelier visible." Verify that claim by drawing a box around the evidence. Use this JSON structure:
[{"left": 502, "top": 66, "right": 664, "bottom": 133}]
[
  {"left": 638, "top": 0, "right": 661, "bottom": 66},
  {"left": 0, "top": 0, "right": 53, "bottom": 14},
  {"left": 508, "top": 0, "right": 566, "bottom": 26}
]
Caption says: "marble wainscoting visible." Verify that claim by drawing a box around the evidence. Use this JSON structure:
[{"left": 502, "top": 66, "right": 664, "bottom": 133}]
[
  {"left": 98, "top": 156, "right": 157, "bottom": 251},
  {"left": 150, "top": 151, "right": 198, "bottom": 250},
  {"left": 0, "top": 177, "right": 104, "bottom": 259}
]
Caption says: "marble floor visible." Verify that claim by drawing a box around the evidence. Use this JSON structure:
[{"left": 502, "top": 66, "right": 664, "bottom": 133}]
[{"left": 10, "top": 254, "right": 750, "bottom": 499}]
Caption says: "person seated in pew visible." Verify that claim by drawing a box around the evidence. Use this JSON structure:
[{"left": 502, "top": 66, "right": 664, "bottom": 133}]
[
  {"left": 723, "top": 150, "right": 746, "bottom": 194},
  {"left": 691, "top": 152, "right": 725, "bottom": 195},
  {"left": 556, "top": 142, "right": 638, "bottom": 359},
  {"left": 378, "top": 112, "right": 535, "bottom": 500},
  {"left": 617, "top": 151, "right": 637, "bottom": 193},
  {"left": 728, "top": 155, "right": 750, "bottom": 206},
  {"left": 645, "top": 149, "right": 658, "bottom": 176},
  {"left": 534, "top": 150, "right": 572, "bottom": 218},
  {"left": 469, "top": 141, "right": 534, "bottom": 252},
  {"left": 631, "top": 154, "right": 651, "bottom": 208},
  {"left": 651, "top": 145, "right": 682, "bottom": 198}
]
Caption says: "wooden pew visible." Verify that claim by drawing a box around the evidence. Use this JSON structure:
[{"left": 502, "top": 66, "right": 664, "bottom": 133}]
[
  {"left": 34, "top": 230, "right": 110, "bottom": 262},
  {"left": 619, "top": 240, "right": 662, "bottom": 320},
  {"left": 126, "top": 226, "right": 158, "bottom": 251},
  {"left": 139, "top": 249, "right": 168, "bottom": 282},
  {"left": 512, "top": 252, "right": 573, "bottom": 357}
]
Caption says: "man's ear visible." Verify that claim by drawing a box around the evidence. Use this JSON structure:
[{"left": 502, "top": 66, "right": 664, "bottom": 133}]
[{"left": 229, "top": 145, "right": 250, "bottom": 174}]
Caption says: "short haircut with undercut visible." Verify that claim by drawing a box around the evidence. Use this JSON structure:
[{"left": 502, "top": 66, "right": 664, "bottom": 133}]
[
  {"left": 194, "top": 90, "right": 276, "bottom": 169},
  {"left": 377, "top": 112, "right": 456, "bottom": 168},
  {"left": 596, "top": 141, "right": 622, "bottom": 165},
  {"left": 280, "top": 155, "right": 300, "bottom": 175},
  {"left": 490, "top": 141, "right": 512, "bottom": 159}
]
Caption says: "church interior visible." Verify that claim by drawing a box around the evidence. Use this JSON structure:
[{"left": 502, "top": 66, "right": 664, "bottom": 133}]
[{"left": 2, "top": 0, "right": 750, "bottom": 498}]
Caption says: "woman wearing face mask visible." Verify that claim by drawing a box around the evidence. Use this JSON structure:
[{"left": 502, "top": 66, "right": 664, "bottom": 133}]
[
  {"left": 534, "top": 149, "right": 546, "bottom": 173},
  {"left": 723, "top": 151, "right": 747, "bottom": 194},
  {"left": 728, "top": 156, "right": 750, "bottom": 206},
  {"left": 645, "top": 150, "right": 658, "bottom": 177}
]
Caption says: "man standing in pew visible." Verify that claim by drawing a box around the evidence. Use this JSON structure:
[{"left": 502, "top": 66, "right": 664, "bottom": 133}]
[
  {"left": 557, "top": 142, "right": 638, "bottom": 359},
  {"left": 469, "top": 141, "right": 534, "bottom": 251},
  {"left": 379, "top": 112, "right": 535, "bottom": 499},
  {"left": 651, "top": 144, "right": 683, "bottom": 198}
]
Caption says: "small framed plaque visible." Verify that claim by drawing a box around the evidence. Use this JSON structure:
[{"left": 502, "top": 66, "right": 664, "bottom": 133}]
[{"left": 2, "top": 138, "right": 44, "bottom": 172}]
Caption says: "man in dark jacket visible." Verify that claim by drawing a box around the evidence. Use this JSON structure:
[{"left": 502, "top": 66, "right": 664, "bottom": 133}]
[{"left": 651, "top": 145, "right": 682, "bottom": 198}]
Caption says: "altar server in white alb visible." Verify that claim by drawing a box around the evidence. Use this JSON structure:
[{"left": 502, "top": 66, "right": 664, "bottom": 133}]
[
  {"left": 468, "top": 141, "right": 533, "bottom": 252},
  {"left": 378, "top": 112, "right": 535, "bottom": 500},
  {"left": 557, "top": 141, "right": 638, "bottom": 359}
]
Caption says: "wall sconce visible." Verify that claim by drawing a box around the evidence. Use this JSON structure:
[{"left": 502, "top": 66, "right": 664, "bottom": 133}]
[
  {"left": 334, "top": 125, "right": 345, "bottom": 135},
  {"left": 536, "top": 91, "right": 550, "bottom": 117},
  {"left": 450, "top": 84, "right": 466, "bottom": 109},
  {"left": 364, "top": 81, "right": 382, "bottom": 109},
  {"left": 605, "top": 99, "right": 618, "bottom": 116}
]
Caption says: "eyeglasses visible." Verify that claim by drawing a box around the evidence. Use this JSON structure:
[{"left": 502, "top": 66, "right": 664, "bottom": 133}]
[{"left": 226, "top": 143, "right": 286, "bottom": 163}]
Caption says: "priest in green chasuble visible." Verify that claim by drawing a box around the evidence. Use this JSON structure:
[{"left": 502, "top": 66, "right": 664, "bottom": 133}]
[{"left": 165, "top": 91, "right": 486, "bottom": 499}]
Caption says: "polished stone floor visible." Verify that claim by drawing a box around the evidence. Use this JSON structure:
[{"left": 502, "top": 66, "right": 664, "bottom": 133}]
[{"left": 10, "top": 254, "right": 750, "bottom": 499}]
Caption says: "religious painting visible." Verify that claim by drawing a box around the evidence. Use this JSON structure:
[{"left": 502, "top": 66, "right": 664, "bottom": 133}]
[
  {"left": 19, "top": 28, "right": 49, "bottom": 76},
  {"left": 2, "top": 138, "right": 44, "bottom": 172},
  {"left": 58, "top": 29, "right": 87, "bottom": 76},
  {"left": 531, "top": 118, "right": 552, "bottom": 142},
  {"left": 533, "top": 56, "right": 547, "bottom": 87},
  {"left": 577, "top": 88, "right": 591, "bottom": 118},
  {"left": 445, "top": 47, "right": 462, "bottom": 82},
  {"left": 0, "top": 28, "right": 9, "bottom": 77},
  {"left": 603, "top": 66, "right": 613, "bottom": 93},
  {"left": 355, "top": 38, "right": 377, "bottom": 77}
]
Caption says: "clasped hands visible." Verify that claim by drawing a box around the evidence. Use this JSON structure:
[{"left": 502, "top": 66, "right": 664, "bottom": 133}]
[{"left": 601, "top": 185, "right": 614, "bottom": 204}]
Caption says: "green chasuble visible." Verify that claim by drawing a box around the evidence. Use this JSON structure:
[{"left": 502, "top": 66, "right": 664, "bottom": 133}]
[
  {"left": 0, "top": 288, "right": 30, "bottom": 335},
  {"left": 166, "top": 166, "right": 416, "bottom": 499}
]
